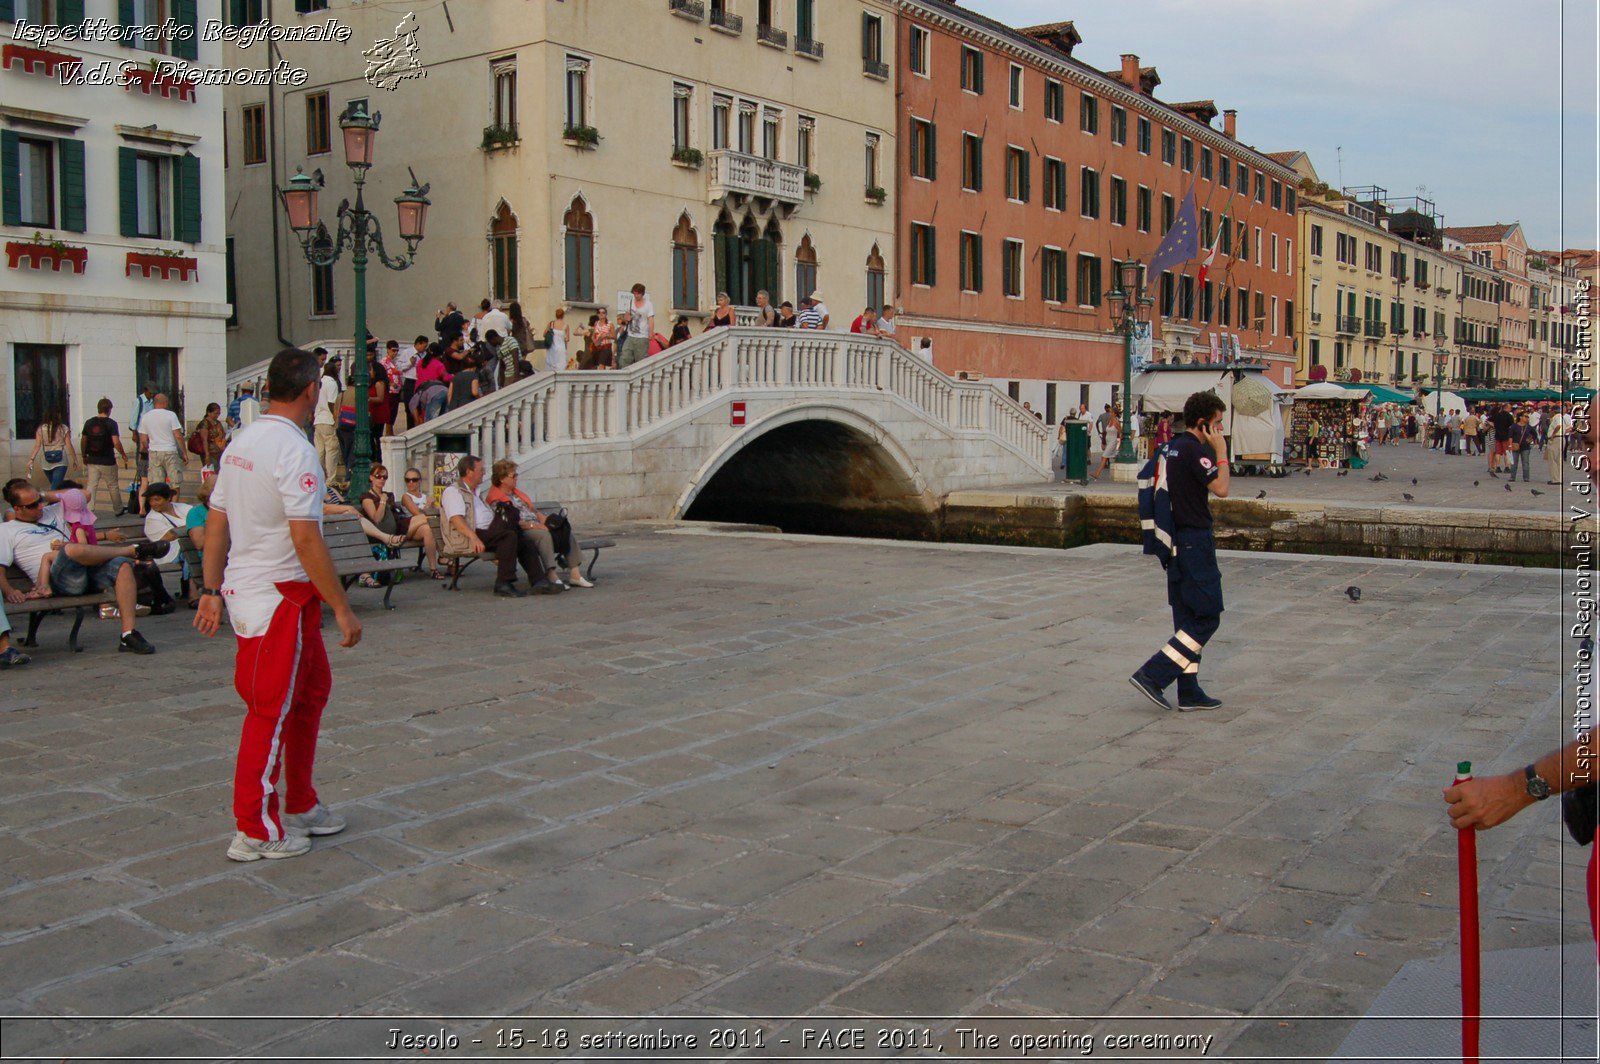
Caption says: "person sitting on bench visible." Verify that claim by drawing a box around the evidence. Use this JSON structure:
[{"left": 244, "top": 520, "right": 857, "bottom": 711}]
[
  {"left": 484, "top": 460, "right": 594, "bottom": 589},
  {"left": 0, "top": 479, "right": 172, "bottom": 654},
  {"left": 439, "top": 454, "right": 557, "bottom": 598}
]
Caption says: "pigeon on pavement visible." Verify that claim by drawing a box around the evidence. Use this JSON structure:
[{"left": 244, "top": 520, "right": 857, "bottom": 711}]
[
  {"left": 1474, "top": 480, "right": 1480, "bottom": 486},
  {"left": 1505, "top": 483, "right": 1514, "bottom": 492},
  {"left": 1531, "top": 489, "right": 1545, "bottom": 496},
  {"left": 1346, "top": 586, "right": 1361, "bottom": 603},
  {"left": 1255, "top": 490, "right": 1267, "bottom": 499},
  {"left": 1403, "top": 492, "right": 1415, "bottom": 502},
  {"left": 1412, "top": 478, "right": 1418, "bottom": 485},
  {"left": 1337, "top": 469, "right": 1349, "bottom": 477}
]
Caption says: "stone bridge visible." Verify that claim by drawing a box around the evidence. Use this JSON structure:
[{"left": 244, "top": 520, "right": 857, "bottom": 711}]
[{"left": 382, "top": 327, "right": 1052, "bottom": 530}]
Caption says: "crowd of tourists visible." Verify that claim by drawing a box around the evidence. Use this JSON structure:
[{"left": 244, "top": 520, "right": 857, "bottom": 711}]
[{"left": 1362, "top": 401, "right": 1575, "bottom": 483}]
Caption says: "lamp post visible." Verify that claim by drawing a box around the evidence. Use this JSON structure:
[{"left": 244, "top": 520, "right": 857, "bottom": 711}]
[
  {"left": 1107, "top": 259, "right": 1154, "bottom": 465},
  {"left": 277, "top": 101, "right": 430, "bottom": 499},
  {"left": 1432, "top": 345, "right": 1448, "bottom": 427}
]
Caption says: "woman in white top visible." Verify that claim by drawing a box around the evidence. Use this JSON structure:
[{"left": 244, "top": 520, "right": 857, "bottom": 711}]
[
  {"left": 26, "top": 408, "right": 77, "bottom": 489},
  {"left": 546, "top": 306, "right": 570, "bottom": 373}
]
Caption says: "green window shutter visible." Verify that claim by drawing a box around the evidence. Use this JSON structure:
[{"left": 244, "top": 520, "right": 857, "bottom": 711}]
[
  {"left": 927, "top": 228, "right": 936, "bottom": 287},
  {"left": 173, "top": 0, "right": 197, "bottom": 61},
  {"left": 175, "top": 153, "right": 201, "bottom": 242},
  {"left": 861, "top": 11, "right": 871, "bottom": 59},
  {"left": 0, "top": 131, "right": 19, "bottom": 225},
  {"left": 119, "top": 147, "right": 139, "bottom": 237},
  {"left": 58, "top": 0, "right": 84, "bottom": 25},
  {"left": 0, "top": 1, "right": 13, "bottom": 22},
  {"left": 58, "top": 138, "right": 86, "bottom": 232},
  {"left": 117, "top": 0, "right": 134, "bottom": 27},
  {"left": 763, "top": 239, "right": 780, "bottom": 302},
  {"left": 928, "top": 123, "right": 936, "bottom": 180},
  {"left": 1, "top": 132, "right": 19, "bottom": 226},
  {"left": 1021, "top": 153, "right": 1030, "bottom": 202}
]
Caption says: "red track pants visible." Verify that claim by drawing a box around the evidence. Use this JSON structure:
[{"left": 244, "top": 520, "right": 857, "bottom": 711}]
[{"left": 230, "top": 581, "right": 331, "bottom": 841}]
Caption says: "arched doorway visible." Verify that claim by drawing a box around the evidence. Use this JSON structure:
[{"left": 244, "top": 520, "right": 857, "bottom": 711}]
[{"left": 489, "top": 201, "right": 518, "bottom": 303}]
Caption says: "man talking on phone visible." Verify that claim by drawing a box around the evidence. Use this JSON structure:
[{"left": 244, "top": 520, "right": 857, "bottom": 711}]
[{"left": 1130, "top": 391, "right": 1230, "bottom": 712}]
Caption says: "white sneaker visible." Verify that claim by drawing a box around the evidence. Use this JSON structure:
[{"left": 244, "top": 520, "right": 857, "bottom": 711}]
[
  {"left": 567, "top": 574, "right": 595, "bottom": 588},
  {"left": 227, "top": 831, "right": 311, "bottom": 862},
  {"left": 282, "top": 802, "right": 347, "bottom": 837}
]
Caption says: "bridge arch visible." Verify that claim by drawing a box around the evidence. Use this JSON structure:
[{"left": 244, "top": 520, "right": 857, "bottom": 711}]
[{"left": 674, "top": 403, "right": 937, "bottom": 536}]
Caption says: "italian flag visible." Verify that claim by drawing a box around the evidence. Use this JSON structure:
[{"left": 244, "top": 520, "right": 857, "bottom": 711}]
[{"left": 1197, "top": 233, "right": 1220, "bottom": 288}]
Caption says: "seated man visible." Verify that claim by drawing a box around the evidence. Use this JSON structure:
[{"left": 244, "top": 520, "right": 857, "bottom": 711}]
[
  {"left": 439, "top": 454, "right": 554, "bottom": 597},
  {"left": 484, "top": 459, "right": 593, "bottom": 589},
  {"left": 0, "top": 479, "right": 170, "bottom": 654},
  {"left": 142, "top": 482, "right": 194, "bottom": 601}
]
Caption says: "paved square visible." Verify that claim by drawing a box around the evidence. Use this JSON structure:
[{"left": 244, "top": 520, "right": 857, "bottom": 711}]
[{"left": 0, "top": 528, "right": 1589, "bottom": 1059}]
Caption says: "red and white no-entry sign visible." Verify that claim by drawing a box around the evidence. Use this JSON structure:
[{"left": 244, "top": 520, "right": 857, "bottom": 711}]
[{"left": 731, "top": 401, "right": 747, "bottom": 426}]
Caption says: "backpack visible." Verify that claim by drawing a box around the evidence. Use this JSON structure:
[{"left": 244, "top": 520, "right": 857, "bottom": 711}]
[{"left": 83, "top": 418, "right": 114, "bottom": 461}]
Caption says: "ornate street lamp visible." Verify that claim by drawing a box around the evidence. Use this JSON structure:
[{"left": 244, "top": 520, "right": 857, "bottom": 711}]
[
  {"left": 275, "top": 103, "right": 430, "bottom": 498},
  {"left": 1107, "top": 259, "right": 1153, "bottom": 465},
  {"left": 1432, "top": 345, "right": 1448, "bottom": 426}
]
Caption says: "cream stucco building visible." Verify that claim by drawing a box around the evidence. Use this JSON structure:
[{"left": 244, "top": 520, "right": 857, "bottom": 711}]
[
  {"left": 223, "top": 0, "right": 897, "bottom": 369},
  {"left": 2, "top": 0, "right": 229, "bottom": 481}
]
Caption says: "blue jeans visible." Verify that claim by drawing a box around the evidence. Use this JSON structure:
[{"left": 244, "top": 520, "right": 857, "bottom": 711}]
[
  {"left": 0, "top": 598, "right": 11, "bottom": 637},
  {"left": 44, "top": 464, "right": 67, "bottom": 489},
  {"left": 49, "top": 553, "right": 130, "bottom": 596},
  {"left": 1512, "top": 447, "right": 1532, "bottom": 481}
]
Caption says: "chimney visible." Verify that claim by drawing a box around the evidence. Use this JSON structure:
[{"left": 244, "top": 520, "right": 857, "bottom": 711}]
[
  {"left": 1120, "top": 54, "right": 1140, "bottom": 90},
  {"left": 1222, "top": 109, "right": 1237, "bottom": 139}
]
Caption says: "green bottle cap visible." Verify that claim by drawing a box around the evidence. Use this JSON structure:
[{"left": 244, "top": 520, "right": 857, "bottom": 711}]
[{"left": 1457, "top": 760, "right": 1472, "bottom": 775}]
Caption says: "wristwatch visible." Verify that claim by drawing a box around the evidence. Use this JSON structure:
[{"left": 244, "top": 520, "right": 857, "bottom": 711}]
[
  {"left": 1524, "top": 764, "right": 1551, "bottom": 801},
  {"left": 199, "top": 586, "right": 223, "bottom": 598}
]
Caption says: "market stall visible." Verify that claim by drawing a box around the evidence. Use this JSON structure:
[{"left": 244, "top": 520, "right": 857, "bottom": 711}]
[
  {"left": 1133, "top": 365, "right": 1287, "bottom": 470},
  {"left": 1289, "top": 382, "right": 1368, "bottom": 468}
]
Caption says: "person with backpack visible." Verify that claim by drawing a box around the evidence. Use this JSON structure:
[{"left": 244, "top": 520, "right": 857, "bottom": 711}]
[
  {"left": 80, "top": 398, "right": 128, "bottom": 514},
  {"left": 1130, "top": 391, "right": 1230, "bottom": 713}
]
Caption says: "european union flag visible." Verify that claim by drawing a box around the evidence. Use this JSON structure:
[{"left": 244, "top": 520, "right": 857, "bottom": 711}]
[{"left": 1148, "top": 185, "right": 1199, "bottom": 279}]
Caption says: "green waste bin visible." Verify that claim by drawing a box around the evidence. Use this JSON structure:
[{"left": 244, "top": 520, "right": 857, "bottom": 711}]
[{"left": 1063, "top": 421, "right": 1089, "bottom": 480}]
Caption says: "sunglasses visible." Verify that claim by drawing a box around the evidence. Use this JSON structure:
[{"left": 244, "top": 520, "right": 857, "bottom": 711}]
[
  {"left": 15, "top": 499, "right": 43, "bottom": 509},
  {"left": 372, "top": 473, "right": 388, "bottom": 479},
  {"left": 404, "top": 476, "right": 420, "bottom": 482}
]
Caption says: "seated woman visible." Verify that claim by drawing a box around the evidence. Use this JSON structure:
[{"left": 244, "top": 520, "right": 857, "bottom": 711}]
[
  {"left": 360, "top": 463, "right": 442, "bottom": 579},
  {"left": 484, "top": 459, "right": 595, "bottom": 589},
  {"left": 321, "top": 483, "right": 406, "bottom": 548}
]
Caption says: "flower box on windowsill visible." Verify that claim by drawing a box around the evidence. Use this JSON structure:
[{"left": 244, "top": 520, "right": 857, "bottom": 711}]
[
  {"left": 6, "top": 240, "right": 88, "bottom": 274},
  {"left": 126, "top": 250, "right": 197, "bottom": 281},
  {"left": 2, "top": 43, "right": 81, "bottom": 79},
  {"left": 865, "top": 186, "right": 887, "bottom": 205},
  {"left": 562, "top": 125, "right": 600, "bottom": 150},
  {"left": 481, "top": 124, "right": 520, "bottom": 151},
  {"left": 804, "top": 172, "right": 822, "bottom": 193},
  {"left": 122, "top": 64, "right": 196, "bottom": 103},
  {"left": 671, "top": 147, "right": 704, "bottom": 168}
]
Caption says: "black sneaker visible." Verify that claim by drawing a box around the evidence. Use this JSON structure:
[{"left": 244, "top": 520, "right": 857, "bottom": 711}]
[
  {"left": 1177, "top": 691, "right": 1223, "bottom": 712},
  {"left": 1128, "top": 671, "right": 1171, "bottom": 711},
  {"left": 118, "top": 630, "right": 156, "bottom": 655},
  {"left": 133, "top": 541, "right": 169, "bottom": 561},
  {"left": 493, "top": 582, "right": 526, "bottom": 598},
  {"left": 0, "top": 647, "right": 31, "bottom": 669}
]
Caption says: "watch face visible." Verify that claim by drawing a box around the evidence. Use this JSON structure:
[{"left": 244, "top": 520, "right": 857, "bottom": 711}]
[{"left": 1526, "top": 768, "right": 1551, "bottom": 799}]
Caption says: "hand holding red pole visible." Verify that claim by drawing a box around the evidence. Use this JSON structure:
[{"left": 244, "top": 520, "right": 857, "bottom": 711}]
[{"left": 1454, "top": 760, "right": 1480, "bottom": 1064}]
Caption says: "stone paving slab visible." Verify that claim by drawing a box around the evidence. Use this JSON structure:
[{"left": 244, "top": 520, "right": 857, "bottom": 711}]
[{"left": 0, "top": 528, "right": 1591, "bottom": 1060}]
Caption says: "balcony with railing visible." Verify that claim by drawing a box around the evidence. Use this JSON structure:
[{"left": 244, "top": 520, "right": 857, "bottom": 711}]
[
  {"left": 669, "top": 0, "right": 704, "bottom": 20},
  {"left": 756, "top": 23, "right": 787, "bottom": 47},
  {"left": 1310, "top": 311, "right": 1322, "bottom": 325},
  {"left": 1363, "top": 320, "right": 1387, "bottom": 339},
  {"left": 863, "top": 56, "right": 889, "bottom": 79},
  {"left": 707, "top": 149, "right": 807, "bottom": 206},
  {"left": 795, "top": 36, "right": 824, "bottom": 59},
  {"left": 1335, "top": 314, "right": 1360, "bottom": 335},
  {"left": 710, "top": 7, "right": 742, "bottom": 33}
]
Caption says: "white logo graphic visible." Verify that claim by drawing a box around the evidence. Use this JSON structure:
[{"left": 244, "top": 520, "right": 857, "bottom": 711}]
[{"left": 363, "top": 12, "right": 424, "bottom": 91}]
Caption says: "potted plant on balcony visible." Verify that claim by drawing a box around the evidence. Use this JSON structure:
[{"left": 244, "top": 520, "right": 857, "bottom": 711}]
[
  {"left": 804, "top": 171, "right": 822, "bottom": 193},
  {"left": 865, "top": 185, "right": 887, "bottom": 204},
  {"left": 562, "top": 124, "right": 601, "bottom": 149},
  {"left": 126, "top": 247, "right": 198, "bottom": 281},
  {"left": 5, "top": 231, "right": 88, "bottom": 274},
  {"left": 671, "top": 146, "right": 704, "bottom": 168},
  {"left": 480, "top": 125, "right": 519, "bottom": 150}
]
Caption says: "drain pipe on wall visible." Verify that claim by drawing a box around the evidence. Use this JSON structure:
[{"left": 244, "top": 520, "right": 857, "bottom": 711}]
[{"left": 267, "top": 0, "right": 293, "bottom": 349}]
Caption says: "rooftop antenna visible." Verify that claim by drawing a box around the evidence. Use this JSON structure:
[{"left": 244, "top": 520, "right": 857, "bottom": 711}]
[{"left": 1336, "top": 145, "right": 1344, "bottom": 190}]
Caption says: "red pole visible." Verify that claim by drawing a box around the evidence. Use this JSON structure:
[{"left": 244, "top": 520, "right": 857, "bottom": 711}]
[{"left": 1455, "top": 760, "right": 1480, "bottom": 1064}]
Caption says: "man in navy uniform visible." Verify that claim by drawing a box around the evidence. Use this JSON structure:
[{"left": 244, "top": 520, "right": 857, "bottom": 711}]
[{"left": 1131, "top": 391, "right": 1230, "bottom": 711}]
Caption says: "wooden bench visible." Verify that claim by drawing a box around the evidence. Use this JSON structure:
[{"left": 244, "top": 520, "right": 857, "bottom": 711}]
[
  {"left": 423, "top": 502, "right": 616, "bottom": 591},
  {"left": 5, "top": 513, "right": 182, "bottom": 653},
  {"left": 178, "top": 512, "right": 416, "bottom": 612}
]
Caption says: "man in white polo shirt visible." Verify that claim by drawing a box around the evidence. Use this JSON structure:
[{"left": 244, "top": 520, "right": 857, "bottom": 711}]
[
  {"left": 195, "top": 347, "right": 362, "bottom": 862},
  {"left": 139, "top": 394, "right": 186, "bottom": 513}
]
